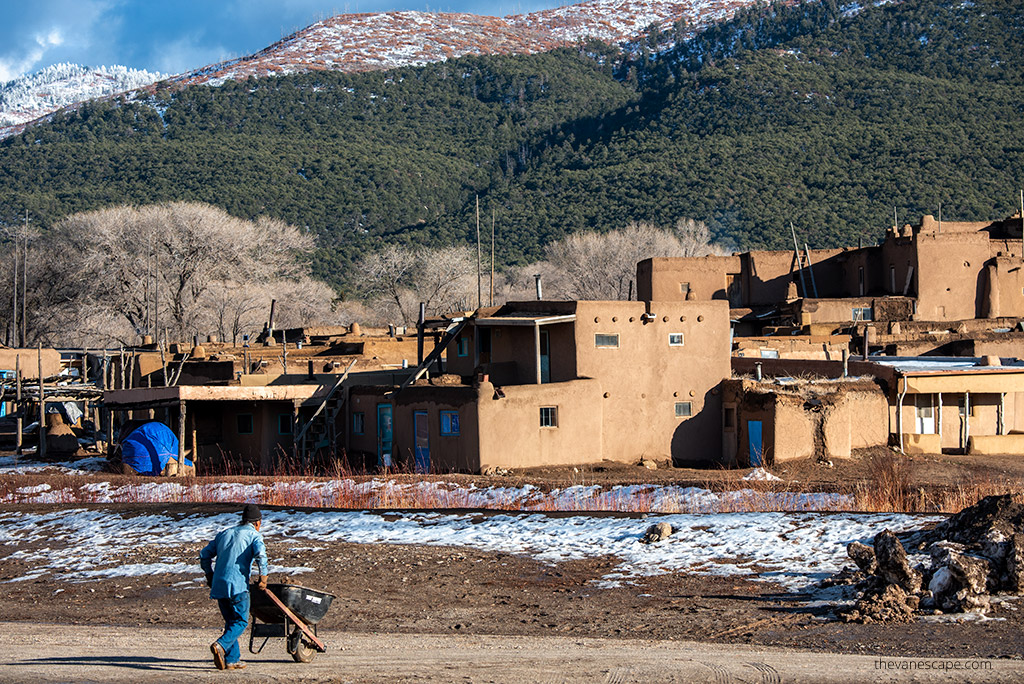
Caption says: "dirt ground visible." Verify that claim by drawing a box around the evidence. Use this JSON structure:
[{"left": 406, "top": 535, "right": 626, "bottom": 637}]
[
  {"left": 3, "top": 501, "right": 1024, "bottom": 664},
  {"left": 4, "top": 623, "right": 1021, "bottom": 683}
]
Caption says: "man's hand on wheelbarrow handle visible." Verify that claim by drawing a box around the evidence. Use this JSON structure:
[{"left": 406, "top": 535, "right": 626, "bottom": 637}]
[{"left": 257, "top": 575, "right": 268, "bottom": 590}]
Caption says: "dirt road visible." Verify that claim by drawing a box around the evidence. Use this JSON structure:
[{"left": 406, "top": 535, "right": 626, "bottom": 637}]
[{"left": 2, "top": 622, "right": 1018, "bottom": 683}]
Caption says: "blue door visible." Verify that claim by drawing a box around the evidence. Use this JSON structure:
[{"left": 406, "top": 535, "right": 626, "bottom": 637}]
[
  {"left": 413, "top": 411, "right": 430, "bottom": 474},
  {"left": 748, "top": 420, "right": 763, "bottom": 467},
  {"left": 377, "top": 404, "right": 393, "bottom": 467}
]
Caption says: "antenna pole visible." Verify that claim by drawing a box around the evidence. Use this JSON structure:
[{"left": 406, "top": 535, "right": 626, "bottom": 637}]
[
  {"left": 490, "top": 206, "right": 495, "bottom": 306},
  {"left": 475, "top": 195, "right": 482, "bottom": 309}
]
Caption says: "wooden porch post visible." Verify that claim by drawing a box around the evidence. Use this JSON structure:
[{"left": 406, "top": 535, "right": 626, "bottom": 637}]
[
  {"left": 937, "top": 392, "right": 943, "bottom": 441},
  {"left": 534, "top": 323, "right": 542, "bottom": 385},
  {"left": 998, "top": 393, "right": 1005, "bottom": 436},
  {"left": 190, "top": 409, "right": 198, "bottom": 474},
  {"left": 177, "top": 400, "right": 187, "bottom": 475}
]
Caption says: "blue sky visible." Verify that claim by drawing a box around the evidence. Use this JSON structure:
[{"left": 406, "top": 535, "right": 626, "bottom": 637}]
[{"left": 0, "top": 0, "right": 567, "bottom": 81}]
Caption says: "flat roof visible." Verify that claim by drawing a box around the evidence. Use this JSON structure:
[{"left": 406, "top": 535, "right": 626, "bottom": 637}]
[
  {"left": 474, "top": 314, "right": 576, "bottom": 327},
  {"left": 104, "top": 383, "right": 329, "bottom": 407},
  {"left": 869, "top": 357, "right": 1024, "bottom": 375}
]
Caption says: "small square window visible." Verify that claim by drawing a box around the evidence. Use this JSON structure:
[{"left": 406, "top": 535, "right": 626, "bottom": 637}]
[
  {"left": 352, "top": 412, "right": 365, "bottom": 435},
  {"left": 236, "top": 413, "right": 253, "bottom": 435},
  {"left": 595, "top": 333, "right": 619, "bottom": 348},
  {"left": 674, "top": 402, "right": 692, "bottom": 418},
  {"left": 680, "top": 282, "right": 690, "bottom": 295},
  {"left": 852, "top": 307, "right": 873, "bottom": 321},
  {"left": 456, "top": 336, "right": 469, "bottom": 357},
  {"left": 668, "top": 332, "right": 684, "bottom": 346},
  {"left": 540, "top": 406, "right": 558, "bottom": 427},
  {"left": 278, "top": 413, "right": 292, "bottom": 435},
  {"left": 440, "top": 410, "right": 460, "bottom": 436}
]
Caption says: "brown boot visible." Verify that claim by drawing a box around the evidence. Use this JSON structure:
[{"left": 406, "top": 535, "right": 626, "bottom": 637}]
[{"left": 210, "top": 642, "right": 226, "bottom": 670}]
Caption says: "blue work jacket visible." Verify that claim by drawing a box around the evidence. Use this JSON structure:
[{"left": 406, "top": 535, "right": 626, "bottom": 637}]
[{"left": 199, "top": 522, "right": 269, "bottom": 599}]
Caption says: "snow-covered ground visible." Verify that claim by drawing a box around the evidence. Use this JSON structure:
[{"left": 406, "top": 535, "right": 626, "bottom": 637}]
[
  {"left": 0, "top": 507, "right": 942, "bottom": 591},
  {"left": 0, "top": 455, "right": 851, "bottom": 513}
]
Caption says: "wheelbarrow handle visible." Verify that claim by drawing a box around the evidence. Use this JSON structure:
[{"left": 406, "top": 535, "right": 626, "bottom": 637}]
[{"left": 258, "top": 586, "right": 327, "bottom": 653}]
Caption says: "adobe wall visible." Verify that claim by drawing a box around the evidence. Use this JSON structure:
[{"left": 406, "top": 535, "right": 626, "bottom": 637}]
[
  {"left": 392, "top": 386, "right": 481, "bottom": 473},
  {"left": 636, "top": 256, "right": 741, "bottom": 303},
  {"left": 733, "top": 335, "right": 849, "bottom": 361},
  {"left": 573, "top": 300, "right": 731, "bottom": 465},
  {"left": 0, "top": 348, "right": 62, "bottom": 380},
  {"left": 476, "top": 378, "right": 604, "bottom": 471},
  {"left": 913, "top": 231, "right": 991, "bottom": 320},
  {"left": 743, "top": 249, "right": 847, "bottom": 304},
  {"left": 981, "top": 256, "right": 1024, "bottom": 319}
]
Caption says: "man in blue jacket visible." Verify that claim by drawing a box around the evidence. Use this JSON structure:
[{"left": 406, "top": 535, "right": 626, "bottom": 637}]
[{"left": 199, "top": 504, "right": 269, "bottom": 670}]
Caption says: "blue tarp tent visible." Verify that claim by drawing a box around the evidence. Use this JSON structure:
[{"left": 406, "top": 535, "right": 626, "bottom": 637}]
[{"left": 121, "top": 422, "right": 191, "bottom": 475}]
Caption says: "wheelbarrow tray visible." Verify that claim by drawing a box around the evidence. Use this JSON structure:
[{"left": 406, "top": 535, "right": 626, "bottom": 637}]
[{"left": 251, "top": 583, "right": 336, "bottom": 626}]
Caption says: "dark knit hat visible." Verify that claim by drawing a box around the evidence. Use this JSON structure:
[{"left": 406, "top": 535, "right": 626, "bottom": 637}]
[{"left": 241, "top": 504, "right": 262, "bottom": 523}]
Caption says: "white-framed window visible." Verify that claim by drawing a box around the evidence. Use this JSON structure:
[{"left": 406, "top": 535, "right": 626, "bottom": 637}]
[
  {"left": 760, "top": 349, "right": 780, "bottom": 359},
  {"left": 594, "top": 333, "right": 619, "bottom": 348},
  {"left": 674, "top": 402, "right": 692, "bottom": 418},
  {"left": 440, "top": 410, "right": 460, "bottom": 436},
  {"left": 852, "top": 307, "right": 873, "bottom": 321},
  {"left": 352, "top": 412, "right": 365, "bottom": 435},
  {"left": 668, "top": 332, "right": 684, "bottom": 346},
  {"left": 540, "top": 406, "right": 558, "bottom": 427}
]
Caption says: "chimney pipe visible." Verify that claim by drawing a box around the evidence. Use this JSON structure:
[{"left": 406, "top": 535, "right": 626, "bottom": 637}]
[{"left": 534, "top": 274, "right": 543, "bottom": 301}]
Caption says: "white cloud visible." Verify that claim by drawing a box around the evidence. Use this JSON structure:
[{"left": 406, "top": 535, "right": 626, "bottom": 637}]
[
  {"left": 154, "top": 35, "right": 231, "bottom": 75},
  {"left": 0, "top": 0, "right": 116, "bottom": 81}
]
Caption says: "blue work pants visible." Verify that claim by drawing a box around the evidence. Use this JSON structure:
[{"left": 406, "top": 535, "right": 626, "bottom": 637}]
[{"left": 216, "top": 591, "right": 250, "bottom": 664}]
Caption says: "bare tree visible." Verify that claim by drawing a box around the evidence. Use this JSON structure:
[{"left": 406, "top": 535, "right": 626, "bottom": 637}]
[
  {"left": 542, "top": 219, "right": 723, "bottom": 301},
  {"left": 30, "top": 202, "right": 325, "bottom": 346},
  {"left": 356, "top": 245, "right": 475, "bottom": 325}
]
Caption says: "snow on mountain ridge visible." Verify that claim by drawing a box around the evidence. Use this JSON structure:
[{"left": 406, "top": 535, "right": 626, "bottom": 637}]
[
  {"left": 0, "top": 63, "right": 163, "bottom": 128},
  {"left": 1, "top": 1, "right": 760, "bottom": 137}
]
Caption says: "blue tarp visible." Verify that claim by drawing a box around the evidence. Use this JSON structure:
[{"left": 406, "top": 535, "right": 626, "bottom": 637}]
[{"left": 121, "top": 422, "right": 191, "bottom": 475}]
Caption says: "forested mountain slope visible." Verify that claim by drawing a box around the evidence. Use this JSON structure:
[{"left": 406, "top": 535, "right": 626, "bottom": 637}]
[{"left": 0, "top": 0, "right": 1021, "bottom": 290}]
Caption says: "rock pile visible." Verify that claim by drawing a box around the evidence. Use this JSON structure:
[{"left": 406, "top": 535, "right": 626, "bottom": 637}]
[{"left": 837, "top": 495, "right": 1024, "bottom": 623}]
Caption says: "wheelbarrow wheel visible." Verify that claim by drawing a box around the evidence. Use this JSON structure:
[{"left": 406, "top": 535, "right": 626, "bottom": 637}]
[{"left": 287, "top": 628, "right": 317, "bottom": 663}]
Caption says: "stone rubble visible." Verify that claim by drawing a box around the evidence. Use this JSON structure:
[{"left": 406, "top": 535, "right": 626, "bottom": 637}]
[{"left": 835, "top": 495, "right": 1024, "bottom": 623}]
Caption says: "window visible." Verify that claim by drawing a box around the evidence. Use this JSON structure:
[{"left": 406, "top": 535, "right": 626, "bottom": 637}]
[
  {"left": 456, "top": 335, "right": 469, "bottom": 357},
  {"left": 440, "top": 410, "right": 460, "bottom": 436},
  {"left": 595, "top": 333, "right": 619, "bottom": 348},
  {"left": 760, "top": 349, "right": 780, "bottom": 359},
  {"left": 668, "top": 333, "right": 685, "bottom": 346},
  {"left": 352, "top": 412, "right": 365, "bottom": 435},
  {"left": 852, "top": 307, "right": 873, "bottom": 321},
  {"left": 236, "top": 413, "right": 253, "bottom": 435},
  {"left": 278, "top": 413, "right": 292, "bottom": 435},
  {"left": 724, "top": 406, "right": 737, "bottom": 430},
  {"left": 540, "top": 406, "right": 558, "bottom": 427},
  {"left": 680, "top": 282, "right": 690, "bottom": 296},
  {"left": 890, "top": 264, "right": 896, "bottom": 293},
  {"left": 675, "top": 402, "right": 693, "bottom": 418}
]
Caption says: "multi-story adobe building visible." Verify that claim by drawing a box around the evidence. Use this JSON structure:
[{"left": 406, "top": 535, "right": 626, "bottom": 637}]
[
  {"left": 637, "top": 213, "right": 1024, "bottom": 327},
  {"left": 345, "top": 298, "right": 731, "bottom": 473}
]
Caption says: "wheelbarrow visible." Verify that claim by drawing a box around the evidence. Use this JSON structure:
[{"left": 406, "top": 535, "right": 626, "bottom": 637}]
[{"left": 249, "top": 583, "right": 336, "bottom": 662}]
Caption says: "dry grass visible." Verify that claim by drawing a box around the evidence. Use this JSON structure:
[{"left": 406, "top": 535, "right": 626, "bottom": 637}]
[{"left": 2, "top": 451, "right": 1022, "bottom": 515}]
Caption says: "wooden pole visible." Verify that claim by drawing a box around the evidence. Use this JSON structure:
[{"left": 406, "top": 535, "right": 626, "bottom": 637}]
[
  {"left": 282, "top": 341, "right": 288, "bottom": 375},
  {"left": 190, "top": 410, "right": 198, "bottom": 475},
  {"left": 791, "top": 222, "right": 808, "bottom": 297},
  {"left": 37, "top": 344, "right": 45, "bottom": 459},
  {"left": 490, "top": 206, "right": 495, "bottom": 306},
  {"left": 15, "top": 354, "right": 22, "bottom": 458},
  {"left": 159, "top": 342, "right": 168, "bottom": 387},
  {"left": 476, "top": 195, "right": 482, "bottom": 309},
  {"left": 178, "top": 400, "right": 187, "bottom": 475},
  {"left": 119, "top": 347, "right": 126, "bottom": 390},
  {"left": 11, "top": 234, "right": 18, "bottom": 347},
  {"left": 21, "top": 235, "right": 27, "bottom": 345}
]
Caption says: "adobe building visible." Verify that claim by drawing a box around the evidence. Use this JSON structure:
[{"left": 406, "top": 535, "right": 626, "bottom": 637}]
[
  {"left": 638, "top": 213, "right": 1024, "bottom": 330},
  {"left": 726, "top": 355, "right": 1024, "bottom": 465},
  {"left": 345, "top": 299, "right": 732, "bottom": 473}
]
